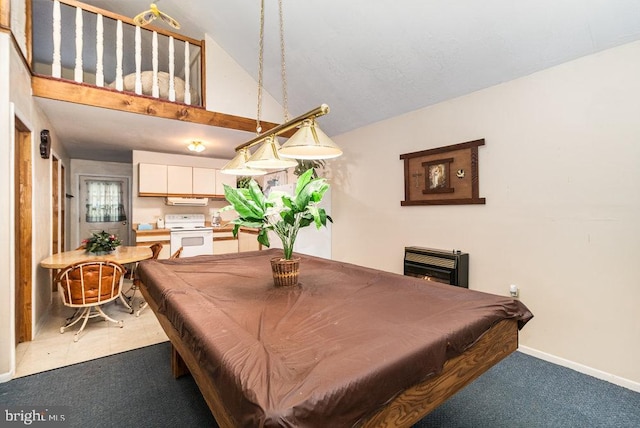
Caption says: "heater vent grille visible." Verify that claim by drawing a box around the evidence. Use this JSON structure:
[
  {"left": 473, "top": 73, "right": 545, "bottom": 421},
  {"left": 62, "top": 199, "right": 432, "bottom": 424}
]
[
  {"left": 404, "top": 246, "right": 469, "bottom": 288},
  {"left": 405, "top": 253, "right": 456, "bottom": 269}
]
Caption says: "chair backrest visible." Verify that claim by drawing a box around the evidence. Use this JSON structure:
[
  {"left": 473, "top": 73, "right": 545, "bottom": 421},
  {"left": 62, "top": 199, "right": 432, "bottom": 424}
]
[
  {"left": 56, "top": 261, "right": 124, "bottom": 307},
  {"left": 170, "top": 247, "right": 183, "bottom": 259},
  {"left": 149, "top": 243, "right": 163, "bottom": 259}
]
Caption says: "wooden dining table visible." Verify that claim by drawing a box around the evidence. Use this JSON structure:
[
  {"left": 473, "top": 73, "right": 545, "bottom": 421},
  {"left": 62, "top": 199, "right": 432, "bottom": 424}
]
[
  {"left": 40, "top": 246, "right": 154, "bottom": 314},
  {"left": 40, "top": 246, "right": 153, "bottom": 269}
]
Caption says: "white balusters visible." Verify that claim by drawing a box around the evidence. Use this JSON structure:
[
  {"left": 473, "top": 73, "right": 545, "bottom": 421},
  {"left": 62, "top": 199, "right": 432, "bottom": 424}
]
[
  {"left": 184, "top": 41, "right": 191, "bottom": 105},
  {"left": 74, "top": 7, "right": 83, "bottom": 82},
  {"left": 44, "top": 2, "right": 202, "bottom": 106},
  {"left": 95, "top": 14, "right": 104, "bottom": 87},
  {"left": 115, "top": 20, "right": 123, "bottom": 91},
  {"left": 152, "top": 31, "right": 159, "bottom": 98},
  {"left": 135, "top": 26, "right": 142, "bottom": 95},
  {"left": 52, "top": 0, "right": 61, "bottom": 78},
  {"left": 168, "top": 36, "right": 176, "bottom": 102}
]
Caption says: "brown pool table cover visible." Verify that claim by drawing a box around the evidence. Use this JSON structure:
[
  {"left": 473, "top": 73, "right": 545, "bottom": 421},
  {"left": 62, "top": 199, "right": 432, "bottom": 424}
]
[{"left": 137, "top": 249, "right": 532, "bottom": 427}]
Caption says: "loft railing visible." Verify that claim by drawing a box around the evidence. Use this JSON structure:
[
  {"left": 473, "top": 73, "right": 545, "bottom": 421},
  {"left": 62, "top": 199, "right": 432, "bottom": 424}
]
[{"left": 32, "top": 0, "right": 204, "bottom": 106}]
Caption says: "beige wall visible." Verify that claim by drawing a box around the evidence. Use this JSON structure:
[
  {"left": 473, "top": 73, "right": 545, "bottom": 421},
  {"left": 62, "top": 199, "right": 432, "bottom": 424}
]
[
  {"left": 1, "top": 33, "right": 69, "bottom": 380},
  {"left": 0, "top": 32, "right": 14, "bottom": 382},
  {"left": 204, "top": 34, "right": 284, "bottom": 123},
  {"left": 331, "top": 40, "right": 640, "bottom": 388}
]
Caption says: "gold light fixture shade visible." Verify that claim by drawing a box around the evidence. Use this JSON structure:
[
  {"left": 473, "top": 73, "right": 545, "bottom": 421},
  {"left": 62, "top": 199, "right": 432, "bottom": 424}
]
[
  {"left": 279, "top": 119, "right": 343, "bottom": 160},
  {"left": 220, "top": 148, "right": 267, "bottom": 176},
  {"left": 187, "top": 141, "right": 205, "bottom": 152},
  {"left": 246, "top": 136, "right": 297, "bottom": 169}
]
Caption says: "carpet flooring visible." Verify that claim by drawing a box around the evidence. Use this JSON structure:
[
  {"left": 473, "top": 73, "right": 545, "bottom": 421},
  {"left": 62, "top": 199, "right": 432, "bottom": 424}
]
[{"left": 1, "top": 342, "right": 638, "bottom": 427}]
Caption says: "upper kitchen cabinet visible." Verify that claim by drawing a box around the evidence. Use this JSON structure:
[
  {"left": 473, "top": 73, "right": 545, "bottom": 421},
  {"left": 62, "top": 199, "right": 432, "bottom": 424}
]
[
  {"left": 167, "top": 165, "right": 193, "bottom": 195},
  {"left": 139, "top": 162, "right": 230, "bottom": 198},
  {"left": 193, "top": 167, "right": 217, "bottom": 196},
  {"left": 215, "top": 170, "right": 236, "bottom": 195},
  {"left": 139, "top": 163, "right": 168, "bottom": 195}
]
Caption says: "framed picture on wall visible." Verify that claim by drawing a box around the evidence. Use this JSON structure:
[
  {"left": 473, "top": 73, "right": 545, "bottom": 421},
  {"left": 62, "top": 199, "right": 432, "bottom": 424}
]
[
  {"left": 261, "top": 170, "right": 288, "bottom": 195},
  {"left": 423, "top": 158, "right": 454, "bottom": 194},
  {"left": 400, "top": 139, "right": 486, "bottom": 206}
]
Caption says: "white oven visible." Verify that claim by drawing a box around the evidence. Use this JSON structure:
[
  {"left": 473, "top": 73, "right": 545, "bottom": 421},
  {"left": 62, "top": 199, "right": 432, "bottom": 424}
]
[{"left": 165, "top": 214, "right": 214, "bottom": 257}]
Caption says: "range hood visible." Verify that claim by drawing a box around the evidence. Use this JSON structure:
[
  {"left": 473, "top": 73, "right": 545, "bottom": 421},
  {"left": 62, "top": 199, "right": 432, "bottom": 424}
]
[{"left": 165, "top": 197, "right": 208, "bottom": 206}]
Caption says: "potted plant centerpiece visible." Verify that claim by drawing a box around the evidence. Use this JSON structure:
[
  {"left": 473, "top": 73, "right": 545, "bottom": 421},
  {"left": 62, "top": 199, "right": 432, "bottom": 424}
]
[
  {"left": 222, "top": 169, "right": 332, "bottom": 286},
  {"left": 83, "top": 230, "right": 122, "bottom": 255}
]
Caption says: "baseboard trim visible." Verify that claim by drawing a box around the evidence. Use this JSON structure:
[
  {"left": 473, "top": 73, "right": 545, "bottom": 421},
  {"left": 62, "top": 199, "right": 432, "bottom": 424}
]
[
  {"left": 0, "top": 370, "right": 14, "bottom": 383},
  {"left": 518, "top": 345, "right": 640, "bottom": 393}
]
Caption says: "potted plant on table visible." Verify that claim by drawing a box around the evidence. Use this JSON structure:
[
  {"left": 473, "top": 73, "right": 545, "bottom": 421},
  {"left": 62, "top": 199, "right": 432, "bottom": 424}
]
[
  {"left": 221, "top": 169, "right": 332, "bottom": 286},
  {"left": 83, "top": 230, "right": 121, "bottom": 255}
]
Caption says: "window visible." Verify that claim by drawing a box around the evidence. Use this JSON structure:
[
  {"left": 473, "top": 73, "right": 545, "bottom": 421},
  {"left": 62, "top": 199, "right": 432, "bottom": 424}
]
[{"left": 85, "top": 180, "right": 127, "bottom": 223}]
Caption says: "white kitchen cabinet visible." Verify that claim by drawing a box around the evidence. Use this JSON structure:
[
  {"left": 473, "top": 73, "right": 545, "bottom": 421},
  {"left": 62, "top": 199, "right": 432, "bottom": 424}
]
[
  {"left": 139, "top": 162, "right": 229, "bottom": 197},
  {"left": 213, "top": 239, "right": 239, "bottom": 255},
  {"left": 139, "top": 163, "right": 168, "bottom": 195},
  {"left": 167, "top": 165, "right": 193, "bottom": 195},
  {"left": 238, "top": 229, "right": 262, "bottom": 252},
  {"left": 213, "top": 230, "right": 238, "bottom": 254},
  {"left": 192, "top": 167, "right": 217, "bottom": 196},
  {"left": 215, "top": 169, "right": 237, "bottom": 195},
  {"left": 134, "top": 231, "right": 171, "bottom": 259}
]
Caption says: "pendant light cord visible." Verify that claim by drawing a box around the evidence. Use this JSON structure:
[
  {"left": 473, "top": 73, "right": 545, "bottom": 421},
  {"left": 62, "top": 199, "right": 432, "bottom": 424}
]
[
  {"left": 279, "top": 0, "right": 289, "bottom": 122},
  {"left": 256, "top": 0, "right": 265, "bottom": 134}
]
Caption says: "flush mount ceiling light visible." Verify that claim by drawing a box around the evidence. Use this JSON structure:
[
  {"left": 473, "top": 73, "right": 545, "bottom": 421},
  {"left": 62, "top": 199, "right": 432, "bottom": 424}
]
[
  {"left": 221, "top": 0, "right": 342, "bottom": 176},
  {"left": 187, "top": 141, "right": 205, "bottom": 152}
]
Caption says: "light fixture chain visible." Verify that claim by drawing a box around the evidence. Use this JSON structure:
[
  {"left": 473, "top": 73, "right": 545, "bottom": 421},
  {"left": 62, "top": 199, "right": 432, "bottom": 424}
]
[
  {"left": 256, "top": 0, "right": 265, "bottom": 134},
  {"left": 279, "top": 0, "right": 289, "bottom": 122}
]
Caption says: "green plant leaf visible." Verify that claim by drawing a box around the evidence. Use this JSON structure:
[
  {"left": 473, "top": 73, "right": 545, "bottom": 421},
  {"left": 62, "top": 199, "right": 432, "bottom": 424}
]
[
  {"left": 281, "top": 210, "right": 295, "bottom": 226},
  {"left": 247, "top": 179, "right": 266, "bottom": 210},
  {"left": 295, "top": 178, "right": 328, "bottom": 212},
  {"left": 224, "top": 184, "right": 264, "bottom": 219},
  {"left": 294, "top": 168, "right": 314, "bottom": 196},
  {"left": 257, "top": 229, "right": 271, "bottom": 247}
]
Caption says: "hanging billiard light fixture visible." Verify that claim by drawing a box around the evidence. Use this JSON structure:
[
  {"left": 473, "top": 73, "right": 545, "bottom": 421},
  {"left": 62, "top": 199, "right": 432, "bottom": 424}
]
[{"left": 221, "top": 0, "right": 341, "bottom": 175}]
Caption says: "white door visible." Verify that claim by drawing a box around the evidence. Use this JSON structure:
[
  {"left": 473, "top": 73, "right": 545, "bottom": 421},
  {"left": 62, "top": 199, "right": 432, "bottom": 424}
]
[{"left": 79, "top": 176, "right": 131, "bottom": 246}]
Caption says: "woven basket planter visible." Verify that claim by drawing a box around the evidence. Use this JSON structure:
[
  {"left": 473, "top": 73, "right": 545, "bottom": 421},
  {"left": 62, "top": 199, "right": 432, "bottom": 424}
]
[{"left": 270, "top": 257, "right": 300, "bottom": 287}]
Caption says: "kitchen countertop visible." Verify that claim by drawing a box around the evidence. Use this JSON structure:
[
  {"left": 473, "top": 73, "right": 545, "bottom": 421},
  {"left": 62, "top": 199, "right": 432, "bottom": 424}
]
[{"left": 132, "top": 222, "right": 258, "bottom": 235}]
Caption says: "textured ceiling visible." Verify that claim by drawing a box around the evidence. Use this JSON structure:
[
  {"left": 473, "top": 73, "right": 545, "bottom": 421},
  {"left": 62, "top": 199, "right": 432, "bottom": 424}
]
[{"left": 34, "top": 0, "right": 640, "bottom": 162}]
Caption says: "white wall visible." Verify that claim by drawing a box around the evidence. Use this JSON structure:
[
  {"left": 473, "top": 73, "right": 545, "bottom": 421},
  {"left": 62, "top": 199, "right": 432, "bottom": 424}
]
[
  {"left": 0, "top": 32, "right": 15, "bottom": 382},
  {"left": 1, "top": 32, "right": 69, "bottom": 381},
  {"left": 331, "top": 40, "right": 640, "bottom": 388},
  {"left": 204, "top": 34, "right": 284, "bottom": 123}
]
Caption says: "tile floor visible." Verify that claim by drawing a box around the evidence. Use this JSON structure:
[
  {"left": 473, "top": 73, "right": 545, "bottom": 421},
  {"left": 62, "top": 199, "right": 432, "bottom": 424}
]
[{"left": 14, "top": 281, "right": 169, "bottom": 378}]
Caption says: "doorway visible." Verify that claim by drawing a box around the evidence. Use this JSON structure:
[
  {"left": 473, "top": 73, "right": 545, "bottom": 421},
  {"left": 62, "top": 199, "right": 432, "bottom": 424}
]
[
  {"left": 51, "top": 157, "right": 67, "bottom": 291},
  {"left": 14, "top": 118, "right": 32, "bottom": 344},
  {"left": 78, "top": 176, "right": 130, "bottom": 245}
]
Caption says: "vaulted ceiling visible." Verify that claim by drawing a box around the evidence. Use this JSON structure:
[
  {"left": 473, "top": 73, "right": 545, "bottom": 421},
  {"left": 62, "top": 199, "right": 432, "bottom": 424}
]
[{"left": 35, "top": 0, "right": 640, "bottom": 162}]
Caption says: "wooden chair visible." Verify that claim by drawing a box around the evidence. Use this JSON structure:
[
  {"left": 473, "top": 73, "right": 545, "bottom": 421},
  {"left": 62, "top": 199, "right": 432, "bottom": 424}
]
[
  {"left": 170, "top": 246, "right": 183, "bottom": 259},
  {"left": 56, "top": 261, "right": 125, "bottom": 342},
  {"left": 136, "top": 247, "right": 182, "bottom": 317},
  {"left": 121, "top": 243, "right": 162, "bottom": 313}
]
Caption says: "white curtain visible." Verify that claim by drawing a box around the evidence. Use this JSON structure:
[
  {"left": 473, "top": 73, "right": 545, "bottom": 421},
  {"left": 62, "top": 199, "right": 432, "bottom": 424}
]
[{"left": 85, "top": 180, "right": 126, "bottom": 222}]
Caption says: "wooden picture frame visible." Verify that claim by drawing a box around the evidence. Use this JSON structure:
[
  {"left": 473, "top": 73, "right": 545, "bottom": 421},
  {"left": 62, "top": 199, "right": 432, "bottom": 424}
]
[
  {"left": 260, "top": 169, "right": 288, "bottom": 196},
  {"left": 401, "top": 139, "right": 486, "bottom": 206}
]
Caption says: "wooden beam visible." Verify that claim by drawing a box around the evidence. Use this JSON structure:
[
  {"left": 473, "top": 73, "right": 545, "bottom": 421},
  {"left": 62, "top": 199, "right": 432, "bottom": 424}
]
[
  {"left": 0, "top": 0, "right": 10, "bottom": 30},
  {"left": 31, "top": 75, "right": 294, "bottom": 136}
]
